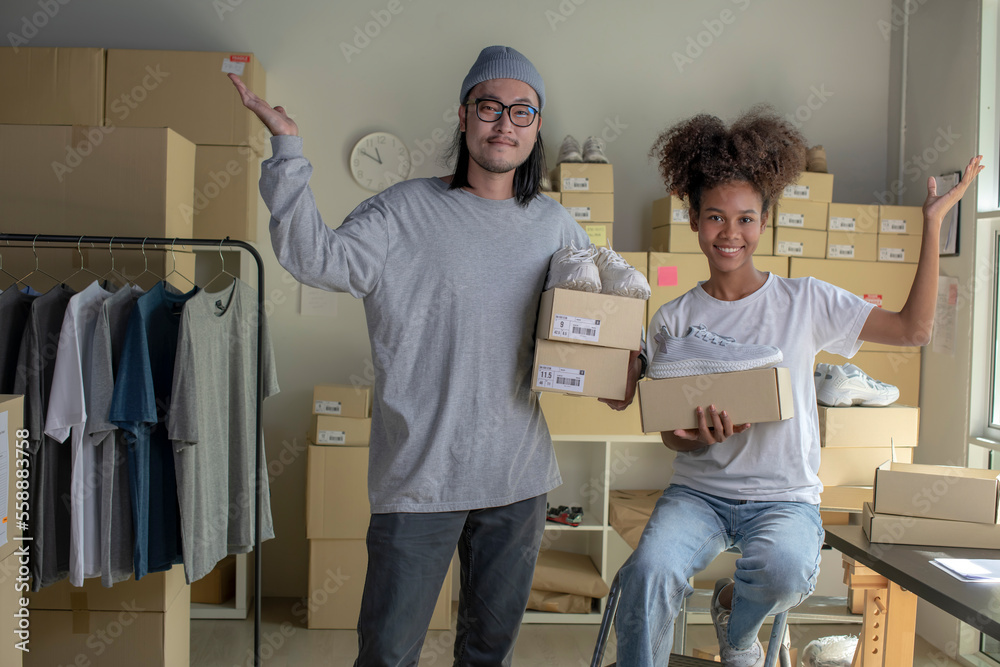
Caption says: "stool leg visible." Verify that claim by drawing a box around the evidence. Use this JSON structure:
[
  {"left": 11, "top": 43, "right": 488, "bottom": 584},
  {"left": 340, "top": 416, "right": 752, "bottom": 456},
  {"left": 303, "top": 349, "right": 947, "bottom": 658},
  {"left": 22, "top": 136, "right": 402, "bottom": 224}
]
[
  {"left": 764, "top": 610, "right": 789, "bottom": 667},
  {"left": 591, "top": 572, "right": 621, "bottom": 667}
]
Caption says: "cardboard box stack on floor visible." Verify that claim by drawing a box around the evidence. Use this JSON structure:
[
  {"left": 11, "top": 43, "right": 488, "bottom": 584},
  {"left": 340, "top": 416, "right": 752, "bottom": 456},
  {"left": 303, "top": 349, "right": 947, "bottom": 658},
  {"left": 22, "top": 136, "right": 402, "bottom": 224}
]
[
  {"left": 527, "top": 549, "right": 609, "bottom": 614},
  {"left": 877, "top": 205, "right": 924, "bottom": 264},
  {"left": 553, "top": 163, "right": 614, "bottom": 246},
  {"left": 826, "top": 203, "right": 879, "bottom": 261},
  {"left": 773, "top": 172, "right": 834, "bottom": 258},
  {"left": 649, "top": 195, "right": 774, "bottom": 256},
  {"left": 304, "top": 385, "right": 452, "bottom": 630}
]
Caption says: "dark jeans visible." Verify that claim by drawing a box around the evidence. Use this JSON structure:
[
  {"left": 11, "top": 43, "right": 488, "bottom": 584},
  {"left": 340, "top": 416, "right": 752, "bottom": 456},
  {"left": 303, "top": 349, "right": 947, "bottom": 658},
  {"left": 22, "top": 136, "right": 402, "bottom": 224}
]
[{"left": 354, "top": 494, "right": 547, "bottom": 667}]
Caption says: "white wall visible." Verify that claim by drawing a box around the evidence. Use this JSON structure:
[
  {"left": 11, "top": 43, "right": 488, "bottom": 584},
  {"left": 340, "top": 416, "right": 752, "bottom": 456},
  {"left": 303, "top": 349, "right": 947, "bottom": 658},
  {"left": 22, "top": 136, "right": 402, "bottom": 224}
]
[{"left": 0, "top": 0, "right": 898, "bottom": 597}]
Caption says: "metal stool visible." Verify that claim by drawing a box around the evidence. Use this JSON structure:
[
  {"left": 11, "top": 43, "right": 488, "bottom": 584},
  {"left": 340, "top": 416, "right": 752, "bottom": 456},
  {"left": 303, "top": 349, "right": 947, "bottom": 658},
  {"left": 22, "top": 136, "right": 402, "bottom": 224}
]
[{"left": 590, "top": 571, "right": 792, "bottom": 667}]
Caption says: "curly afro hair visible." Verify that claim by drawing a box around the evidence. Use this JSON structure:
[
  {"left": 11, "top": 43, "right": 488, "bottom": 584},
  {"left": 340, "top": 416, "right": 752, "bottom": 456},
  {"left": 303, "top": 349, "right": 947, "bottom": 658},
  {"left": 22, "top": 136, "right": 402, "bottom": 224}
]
[{"left": 649, "top": 104, "right": 807, "bottom": 216}]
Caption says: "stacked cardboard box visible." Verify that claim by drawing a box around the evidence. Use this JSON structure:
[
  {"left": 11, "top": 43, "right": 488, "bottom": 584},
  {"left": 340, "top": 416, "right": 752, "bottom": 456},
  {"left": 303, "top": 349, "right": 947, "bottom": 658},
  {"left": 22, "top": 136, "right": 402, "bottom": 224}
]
[
  {"left": 527, "top": 549, "right": 609, "bottom": 615},
  {"left": 826, "top": 203, "right": 879, "bottom": 262},
  {"left": 773, "top": 172, "right": 834, "bottom": 257},
  {"left": 877, "top": 205, "right": 924, "bottom": 264},
  {"left": 553, "top": 163, "right": 614, "bottom": 246},
  {"left": 649, "top": 195, "right": 774, "bottom": 256},
  {"left": 816, "top": 405, "right": 919, "bottom": 487}
]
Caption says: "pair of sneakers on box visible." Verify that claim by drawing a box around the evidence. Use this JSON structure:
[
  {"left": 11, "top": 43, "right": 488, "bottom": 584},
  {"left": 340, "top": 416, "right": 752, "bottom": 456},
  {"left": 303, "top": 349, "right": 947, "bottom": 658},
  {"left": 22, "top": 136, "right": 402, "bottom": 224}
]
[
  {"left": 557, "top": 135, "right": 608, "bottom": 164},
  {"left": 814, "top": 362, "right": 899, "bottom": 407},
  {"left": 545, "top": 243, "right": 650, "bottom": 300}
]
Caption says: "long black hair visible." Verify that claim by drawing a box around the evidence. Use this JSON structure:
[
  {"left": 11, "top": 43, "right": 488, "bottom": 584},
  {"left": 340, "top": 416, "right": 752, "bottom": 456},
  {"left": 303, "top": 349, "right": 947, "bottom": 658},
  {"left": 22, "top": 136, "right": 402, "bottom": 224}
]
[{"left": 444, "top": 125, "right": 547, "bottom": 207}]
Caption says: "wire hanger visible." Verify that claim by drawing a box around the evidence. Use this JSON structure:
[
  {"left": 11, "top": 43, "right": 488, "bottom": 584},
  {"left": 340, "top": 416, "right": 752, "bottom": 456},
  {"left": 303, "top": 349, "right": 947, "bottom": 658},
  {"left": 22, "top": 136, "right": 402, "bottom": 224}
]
[
  {"left": 101, "top": 237, "right": 131, "bottom": 287},
  {"left": 0, "top": 241, "right": 20, "bottom": 289},
  {"left": 163, "top": 238, "right": 195, "bottom": 289},
  {"left": 15, "top": 235, "right": 62, "bottom": 290},
  {"left": 130, "top": 237, "right": 163, "bottom": 286},
  {"left": 205, "top": 238, "right": 238, "bottom": 291},
  {"left": 64, "top": 236, "right": 104, "bottom": 287}
]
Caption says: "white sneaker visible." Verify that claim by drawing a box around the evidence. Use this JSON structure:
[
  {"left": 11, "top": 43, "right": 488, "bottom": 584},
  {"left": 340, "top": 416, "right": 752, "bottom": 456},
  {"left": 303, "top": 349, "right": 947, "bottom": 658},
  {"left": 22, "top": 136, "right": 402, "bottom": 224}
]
[
  {"left": 544, "top": 244, "right": 601, "bottom": 293},
  {"left": 711, "top": 578, "right": 765, "bottom": 667},
  {"left": 557, "top": 135, "right": 583, "bottom": 163},
  {"left": 540, "top": 172, "right": 553, "bottom": 191},
  {"left": 594, "top": 245, "right": 650, "bottom": 300},
  {"left": 815, "top": 362, "right": 899, "bottom": 407},
  {"left": 647, "top": 325, "right": 783, "bottom": 379},
  {"left": 582, "top": 136, "right": 609, "bottom": 163}
]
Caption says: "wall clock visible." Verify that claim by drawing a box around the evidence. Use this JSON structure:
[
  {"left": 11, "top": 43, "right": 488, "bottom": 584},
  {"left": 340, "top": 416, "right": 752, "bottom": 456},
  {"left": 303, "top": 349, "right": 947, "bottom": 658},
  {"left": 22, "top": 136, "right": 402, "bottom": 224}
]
[{"left": 350, "top": 132, "right": 412, "bottom": 192}]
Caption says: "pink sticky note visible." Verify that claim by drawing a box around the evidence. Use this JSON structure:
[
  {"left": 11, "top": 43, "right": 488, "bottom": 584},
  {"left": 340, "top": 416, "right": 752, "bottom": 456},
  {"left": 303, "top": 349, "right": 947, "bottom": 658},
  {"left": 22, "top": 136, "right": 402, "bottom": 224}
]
[{"left": 657, "top": 266, "right": 678, "bottom": 287}]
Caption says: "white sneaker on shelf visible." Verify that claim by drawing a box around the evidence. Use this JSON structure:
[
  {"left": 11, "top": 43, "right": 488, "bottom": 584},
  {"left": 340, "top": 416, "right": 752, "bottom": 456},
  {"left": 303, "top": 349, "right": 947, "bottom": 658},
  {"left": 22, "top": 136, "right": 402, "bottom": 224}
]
[
  {"left": 593, "top": 244, "right": 650, "bottom": 300},
  {"left": 711, "top": 578, "right": 765, "bottom": 667},
  {"left": 544, "top": 244, "right": 601, "bottom": 293},
  {"left": 815, "top": 363, "right": 900, "bottom": 407},
  {"left": 647, "top": 324, "right": 783, "bottom": 379},
  {"left": 557, "top": 135, "right": 583, "bottom": 163},
  {"left": 581, "top": 136, "right": 609, "bottom": 163}
]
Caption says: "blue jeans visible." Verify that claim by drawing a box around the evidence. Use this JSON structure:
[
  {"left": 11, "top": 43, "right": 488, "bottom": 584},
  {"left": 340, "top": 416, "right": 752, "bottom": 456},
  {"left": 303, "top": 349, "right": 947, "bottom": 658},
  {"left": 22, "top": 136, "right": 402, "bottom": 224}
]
[
  {"left": 615, "top": 485, "right": 824, "bottom": 667},
  {"left": 354, "top": 494, "right": 546, "bottom": 667}
]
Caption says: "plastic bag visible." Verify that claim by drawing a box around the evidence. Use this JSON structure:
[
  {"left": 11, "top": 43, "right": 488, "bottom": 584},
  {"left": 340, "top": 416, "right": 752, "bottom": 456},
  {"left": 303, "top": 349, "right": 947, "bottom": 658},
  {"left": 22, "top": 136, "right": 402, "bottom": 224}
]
[{"left": 801, "top": 635, "right": 858, "bottom": 667}]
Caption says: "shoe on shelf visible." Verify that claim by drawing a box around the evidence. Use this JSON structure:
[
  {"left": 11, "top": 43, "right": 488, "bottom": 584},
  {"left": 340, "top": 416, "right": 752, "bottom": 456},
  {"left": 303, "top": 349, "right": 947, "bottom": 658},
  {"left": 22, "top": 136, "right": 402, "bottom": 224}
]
[
  {"left": 546, "top": 505, "right": 583, "bottom": 527},
  {"left": 581, "top": 136, "right": 609, "bottom": 163},
  {"left": 540, "top": 172, "right": 553, "bottom": 191},
  {"left": 594, "top": 244, "right": 650, "bottom": 300},
  {"left": 711, "top": 578, "right": 765, "bottom": 667},
  {"left": 557, "top": 135, "right": 583, "bottom": 163},
  {"left": 814, "top": 362, "right": 899, "bottom": 407},
  {"left": 647, "top": 324, "right": 783, "bottom": 379},
  {"left": 544, "top": 244, "right": 601, "bottom": 293},
  {"left": 806, "top": 145, "right": 828, "bottom": 173}
]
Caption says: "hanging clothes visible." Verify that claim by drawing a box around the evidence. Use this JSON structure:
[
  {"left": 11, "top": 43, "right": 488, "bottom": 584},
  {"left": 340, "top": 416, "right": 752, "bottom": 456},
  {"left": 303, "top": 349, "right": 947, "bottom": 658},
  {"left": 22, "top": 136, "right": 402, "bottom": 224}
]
[
  {"left": 0, "top": 287, "right": 40, "bottom": 393},
  {"left": 168, "top": 279, "right": 278, "bottom": 583}
]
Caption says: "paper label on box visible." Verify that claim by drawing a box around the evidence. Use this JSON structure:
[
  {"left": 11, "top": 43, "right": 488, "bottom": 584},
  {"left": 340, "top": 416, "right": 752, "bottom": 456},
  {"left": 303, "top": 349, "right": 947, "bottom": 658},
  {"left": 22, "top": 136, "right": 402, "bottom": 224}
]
[
  {"left": 783, "top": 184, "right": 810, "bottom": 199},
  {"left": 563, "top": 177, "right": 589, "bottom": 191},
  {"left": 671, "top": 209, "right": 689, "bottom": 222},
  {"left": 880, "top": 247, "right": 905, "bottom": 262},
  {"left": 583, "top": 224, "right": 606, "bottom": 246},
  {"left": 863, "top": 293, "right": 883, "bottom": 307},
  {"left": 567, "top": 206, "right": 591, "bottom": 221},
  {"left": 778, "top": 213, "right": 805, "bottom": 228},
  {"left": 221, "top": 56, "right": 248, "bottom": 76},
  {"left": 314, "top": 400, "right": 342, "bottom": 415},
  {"left": 536, "top": 365, "right": 585, "bottom": 393},
  {"left": 830, "top": 216, "right": 856, "bottom": 231},
  {"left": 317, "top": 430, "right": 347, "bottom": 445},
  {"left": 657, "top": 266, "right": 678, "bottom": 287},
  {"left": 881, "top": 219, "right": 907, "bottom": 233},
  {"left": 552, "top": 314, "right": 601, "bottom": 343},
  {"left": 829, "top": 244, "right": 855, "bottom": 258},
  {"left": 777, "top": 241, "right": 804, "bottom": 256}
]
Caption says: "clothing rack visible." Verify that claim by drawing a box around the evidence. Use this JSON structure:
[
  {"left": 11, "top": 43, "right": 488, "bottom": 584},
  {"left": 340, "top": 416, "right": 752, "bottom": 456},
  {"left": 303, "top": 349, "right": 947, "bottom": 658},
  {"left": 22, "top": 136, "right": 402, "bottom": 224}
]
[{"left": 0, "top": 232, "right": 268, "bottom": 667}]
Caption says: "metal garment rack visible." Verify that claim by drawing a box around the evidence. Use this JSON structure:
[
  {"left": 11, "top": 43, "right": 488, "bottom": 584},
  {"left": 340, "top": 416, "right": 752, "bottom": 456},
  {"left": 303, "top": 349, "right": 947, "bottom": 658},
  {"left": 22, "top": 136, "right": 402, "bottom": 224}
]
[{"left": 0, "top": 232, "right": 268, "bottom": 667}]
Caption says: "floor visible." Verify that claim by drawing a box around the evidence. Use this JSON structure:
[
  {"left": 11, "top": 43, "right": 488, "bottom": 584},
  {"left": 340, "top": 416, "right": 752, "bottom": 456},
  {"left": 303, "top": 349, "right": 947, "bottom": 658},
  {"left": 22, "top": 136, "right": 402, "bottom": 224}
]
[{"left": 190, "top": 598, "right": 967, "bottom": 666}]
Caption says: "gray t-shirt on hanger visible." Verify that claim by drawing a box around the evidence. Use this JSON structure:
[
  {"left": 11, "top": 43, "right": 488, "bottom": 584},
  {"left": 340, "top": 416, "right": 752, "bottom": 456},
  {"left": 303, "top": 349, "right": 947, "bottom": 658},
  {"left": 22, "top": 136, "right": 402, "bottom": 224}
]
[{"left": 260, "top": 135, "right": 590, "bottom": 514}]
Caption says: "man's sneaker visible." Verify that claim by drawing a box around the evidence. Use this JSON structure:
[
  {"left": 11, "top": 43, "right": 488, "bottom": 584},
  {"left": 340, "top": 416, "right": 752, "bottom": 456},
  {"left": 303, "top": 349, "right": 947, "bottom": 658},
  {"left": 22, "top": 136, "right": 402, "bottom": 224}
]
[
  {"left": 546, "top": 505, "right": 583, "bottom": 526},
  {"left": 711, "top": 578, "right": 765, "bottom": 667},
  {"left": 582, "top": 136, "right": 609, "bottom": 163},
  {"left": 806, "top": 144, "right": 828, "bottom": 173},
  {"left": 557, "top": 135, "right": 583, "bottom": 163},
  {"left": 594, "top": 244, "right": 650, "bottom": 300},
  {"left": 815, "top": 362, "right": 899, "bottom": 407},
  {"left": 544, "top": 244, "right": 601, "bottom": 293},
  {"left": 647, "top": 325, "right": 783, "bottom": 379}
]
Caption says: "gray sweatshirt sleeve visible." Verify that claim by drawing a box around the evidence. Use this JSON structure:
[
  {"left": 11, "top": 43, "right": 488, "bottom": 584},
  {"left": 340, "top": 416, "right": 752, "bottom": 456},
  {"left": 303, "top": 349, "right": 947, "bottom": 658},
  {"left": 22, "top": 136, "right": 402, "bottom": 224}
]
[{"left": 260, "top": 135, "right": 388, "bottom": 298}]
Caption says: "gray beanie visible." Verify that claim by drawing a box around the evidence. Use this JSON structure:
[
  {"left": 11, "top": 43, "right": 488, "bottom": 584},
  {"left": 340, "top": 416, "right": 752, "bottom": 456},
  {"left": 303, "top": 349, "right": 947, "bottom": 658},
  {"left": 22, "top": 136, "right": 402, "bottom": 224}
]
[{"left": 459, "top": 45, "right": 545, "bottom": 111}]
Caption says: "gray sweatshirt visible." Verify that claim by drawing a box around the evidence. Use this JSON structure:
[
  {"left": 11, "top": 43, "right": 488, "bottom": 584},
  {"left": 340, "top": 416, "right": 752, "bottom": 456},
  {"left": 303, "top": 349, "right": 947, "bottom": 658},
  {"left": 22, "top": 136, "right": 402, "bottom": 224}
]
[{"left": 261, "top": 136, "right": 590, "bottom": 512}]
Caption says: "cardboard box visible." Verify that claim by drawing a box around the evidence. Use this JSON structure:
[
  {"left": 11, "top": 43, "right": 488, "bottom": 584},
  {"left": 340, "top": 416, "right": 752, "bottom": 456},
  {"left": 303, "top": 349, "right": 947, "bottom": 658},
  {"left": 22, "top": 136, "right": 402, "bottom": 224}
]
[
  {"left": 863, "top": 501, "right": 1000, "bottom": 548},
  {"left": 0, "top": 552, "right": 24, "bottom": 667},
  {"left": 531, "top": 340, "right": 630, "bottom": 400},
  {"left": 313, "top": 384, "right": 372, "bottom": 419},
  {"left": 819, "top": 485, "right": 873, "bottom": 512},
  {"left": 539, "top": 392, "right": 643, "bottom": 436},
  {"left": 308, "top": 538, "right": 452, "bottom": 629},
  {"left": 579, "top": 222, "right": 613, "bottom": 247},
  {"left": 308, "top": 415, "right": 372, "bottom": 447},
  {"left": 637, "top": 367, "right": 794, "bottom": 433},
  {"left": 562, "top": 192, "right": 613, "bottom": 222},
  {"left": 536, "top": 289, "right": 645, "bottom": 350},
  {"left": 106, "top": 49, "right": 267, "bottom": 150},
  {"left": 190, "top": 555, "right": 236, "bottom": 605},
  {"left": 0, "top": 396, "right": 24, "bottom": 561},
  {"left": 873, "top": 462, "right": 1000, "bottom": 524},
  {"left": 306, "top": 445, "right": 369, "bottom": 539},
  {"left": 826, "top": 232, "right": 878, "bottom": 262},
  {"left": 651, "top": 196, "right": 690, "bottom": 228},
  {"left": 542, "top": 191, "right": 560, "bottom": 203},
  {"left": 817, "top": 405, "right": 919, "bottom": 448},
  {"left": 815, "top": 350, "right": 920, "bottom": 407},
  {"left": 782, "top": 172, "right": 834, "bottom": 202},
  {"left": 532, "top": 549, "right": 609, "bottom": 598},
  {"left": 878, "top": 205, "right": 923, "bottom": 235},
  {"left": 191, "top": 145, "right": 260, "bottom": 242},
  {"left": 25, "top": 576, "right": 189, "bottom": 667},
  {"left": 29, "top": 565, "right": 186, "bottom": 613},
  {"left": 773, "top": 227, "right": 827, "bottom": 258},
  {"left": 774, "top": 200, "right": 829, "bottom": 230},
  {"left": 828, "top": 203, "right": 879, "bottom": 234},
  {"left": 878, "top": 234, "right": 923, "bottom": 264},
  {"left": 608, "top": 489, "right": 660, "bottom": 550},
  {"left": 818, "top": 447, "right": 912, "bottom": 487},
  {"left": 526, "top": 588, "right": 592, "bottom": 614},
  {"left": 554, "top": 163, "right": 613, "bottom": 193},
  {"left": 0, "top": 47, "right": 105, "bottom": 126}
]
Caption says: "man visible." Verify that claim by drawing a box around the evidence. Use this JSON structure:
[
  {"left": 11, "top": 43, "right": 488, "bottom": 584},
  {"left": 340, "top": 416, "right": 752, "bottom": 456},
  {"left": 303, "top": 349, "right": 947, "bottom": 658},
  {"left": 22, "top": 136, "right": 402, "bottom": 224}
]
[{"left": 230, "top": 46, "right": 592, "bottom": 665}]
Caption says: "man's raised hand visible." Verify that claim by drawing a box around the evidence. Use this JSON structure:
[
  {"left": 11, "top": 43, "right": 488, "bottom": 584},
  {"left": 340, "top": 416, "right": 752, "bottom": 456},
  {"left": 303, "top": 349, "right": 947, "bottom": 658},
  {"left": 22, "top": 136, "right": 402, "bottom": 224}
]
[{"left": 228, "top": 72, "right": 298, "bottom": 137}]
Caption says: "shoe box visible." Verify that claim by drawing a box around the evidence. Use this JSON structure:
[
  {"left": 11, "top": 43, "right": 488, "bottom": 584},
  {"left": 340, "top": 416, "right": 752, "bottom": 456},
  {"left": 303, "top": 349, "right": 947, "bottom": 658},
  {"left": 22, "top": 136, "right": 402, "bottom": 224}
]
[
  {"left": 829, "top": 203, "right": 880, "bottom": 234},
  {"left": 313, "top": 383, "right": 372, "bottom": 418},
  {"left": 773, "top": 227, "right": 827, "bottom": 258},
  {"left": 878, "top": 205, "right": 924, "bottom": 236},
  {"left": 539, "top": 392, "right": 644, "bottom": 436},
  {"left": 817, "top": 445, "right": 912, "bottom": 486},
  {"left": 536, "top": 289, "right": 645, "bottom": 350},
  {"left": 307, "top": 445, "right": 370, "bottom": 539},
  {"left": 863, "top": 501, "right": 1000, "bottom": 549},
  {"left": 579, "top": 222, "right": 613, "bottom": 247},
  {"left": 532, "top": 339, "right": 631, "bottom": 401},
  {"left": 637, "top": 367, "right": 794, "bottom": 433},
  {"left": 308, "top": 415, "right": 372, "bottom": 446},
  {"left": 774, "top": 200, "right": 829, "bottom": 230},
  {"left": 826, "top": 231, "right": 878, "bottom": 262},
  {"left": 817, "top": 405, "right": 919, "bottom": 447},
  {"left": 651, "top": 196, "right": 690, "bottom": 228},
  {"left": 877, "top": 234, "right": 922, "bottom": 263},
  {"left": 782, "top": 172, "right": 834, "bottom": 203},
  {"left": 0, "top": 47, "right": 105, "bottom": 126},
  {"left": 562, "top": 192, "right": 613, "bottom": 222},
  {"left": 553, "top": 163, "right": 614, "bottom": 193},
  {"left": 873, "top": 461, "right": 1000, "bottom": 524}
]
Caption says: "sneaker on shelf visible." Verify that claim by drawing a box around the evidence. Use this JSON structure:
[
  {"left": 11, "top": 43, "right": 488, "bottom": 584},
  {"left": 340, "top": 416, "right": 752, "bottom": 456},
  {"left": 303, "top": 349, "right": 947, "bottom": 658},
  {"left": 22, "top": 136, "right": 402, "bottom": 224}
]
[
  {"left": 544, "top": 244, "right": 601, "bottom": 293},
  {"left": 593, "top": 244, "right": 650, "bottom": 300},
  {"left": 557, "top": 135, "right": 583, "bottom": 163},
  {"left": 711, "top": 578, "right": 765, "bottom": 667},
  {"left": 546, "top": 505, "right": 583, "bottom": 527},
  {"left": 647, "top": 324, "right": 783, "bottom": 379},
  {"left": 815, "top": 363, "right": 899, "bottom": 407},
  {"left": 806, "top": 144, "right": 828, "bottom": 173},
  {"left": 540, "top": 172, "right": 553, "bottom": 191},
  {"left": 581, "top": 136, "right": 609, "bottom": 163}
]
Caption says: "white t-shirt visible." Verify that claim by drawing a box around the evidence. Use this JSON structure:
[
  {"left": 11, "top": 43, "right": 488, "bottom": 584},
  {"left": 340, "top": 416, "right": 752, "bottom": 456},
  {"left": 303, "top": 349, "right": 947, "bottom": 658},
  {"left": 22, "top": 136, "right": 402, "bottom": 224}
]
[
  {"left": 45, "top": 280, "right": 113, "bottom": 585},
  {"left": 647, "top": 273, "right": 875, "bottom": 504}
]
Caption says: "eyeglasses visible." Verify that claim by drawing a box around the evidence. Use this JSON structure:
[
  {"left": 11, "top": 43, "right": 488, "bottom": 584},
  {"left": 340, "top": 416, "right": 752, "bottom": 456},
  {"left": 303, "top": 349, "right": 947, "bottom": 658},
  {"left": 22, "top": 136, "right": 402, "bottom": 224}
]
[{"left": 467, "top": 98, "right": 539, "bottom": 127}]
